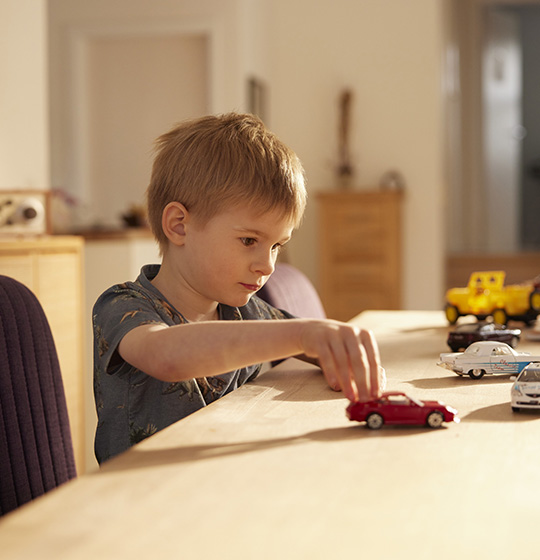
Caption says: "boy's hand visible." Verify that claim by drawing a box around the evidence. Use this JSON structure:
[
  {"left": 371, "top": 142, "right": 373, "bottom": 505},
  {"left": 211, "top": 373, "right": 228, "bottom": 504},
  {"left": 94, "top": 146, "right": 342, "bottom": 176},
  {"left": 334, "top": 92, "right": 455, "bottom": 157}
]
[{"left": 299, "top": 320, "right": 381, "bottom": 402}]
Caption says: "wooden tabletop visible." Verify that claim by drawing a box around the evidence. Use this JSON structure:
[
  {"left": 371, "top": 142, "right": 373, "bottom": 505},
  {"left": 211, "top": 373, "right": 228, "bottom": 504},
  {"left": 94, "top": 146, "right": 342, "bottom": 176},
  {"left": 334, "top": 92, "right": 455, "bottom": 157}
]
[{"left": 1, "top": 310, "right": 540, "bottom": 559}]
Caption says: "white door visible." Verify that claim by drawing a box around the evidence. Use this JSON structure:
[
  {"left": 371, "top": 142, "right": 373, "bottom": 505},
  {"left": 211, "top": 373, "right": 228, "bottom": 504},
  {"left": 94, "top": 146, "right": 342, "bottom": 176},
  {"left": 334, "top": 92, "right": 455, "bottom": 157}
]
[{"left": 82, "top": 33, "right": 209, "bottom": 229}]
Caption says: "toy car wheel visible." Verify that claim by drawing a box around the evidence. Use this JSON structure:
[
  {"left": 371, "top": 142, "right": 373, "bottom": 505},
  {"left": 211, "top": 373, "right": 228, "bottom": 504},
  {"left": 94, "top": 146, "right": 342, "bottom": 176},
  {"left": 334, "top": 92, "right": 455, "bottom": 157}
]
[
  {"left": 492, "top": 308, "right": 507, "bottom": 325},
  {"left": 530, "top": 290, "right": 540, "bottom": 312},
  {"left": 445, "top": 304, "right": 459, "bottom": 325},
  {"left": 468, "top": 368, "right": 485, "bottom": 379},
  {"left": 366, "top": 413, "right": 384, "bottom": 430},
  {"left": 512, "top": 406, "right": 520, "bottom": 412},
  {"left": 426, "top": 411, "right": 444, "bottom": 428}
]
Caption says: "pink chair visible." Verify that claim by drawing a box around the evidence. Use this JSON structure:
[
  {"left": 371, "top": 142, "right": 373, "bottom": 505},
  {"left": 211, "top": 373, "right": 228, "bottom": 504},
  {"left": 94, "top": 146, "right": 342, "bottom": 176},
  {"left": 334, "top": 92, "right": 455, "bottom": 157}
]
[{"left": 257, "top": 263, "right": 326, "bottom": 318}]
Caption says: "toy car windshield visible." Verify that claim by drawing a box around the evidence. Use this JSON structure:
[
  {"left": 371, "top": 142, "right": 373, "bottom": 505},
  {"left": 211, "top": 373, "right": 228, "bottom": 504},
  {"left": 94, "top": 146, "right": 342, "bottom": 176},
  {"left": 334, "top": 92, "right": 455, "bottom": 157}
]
[
  {"left": 517, "top": 365, "right": 540, "bottom": 382},
  {"left": 383, "top": 394, "right": 423, "bottom": 407}
]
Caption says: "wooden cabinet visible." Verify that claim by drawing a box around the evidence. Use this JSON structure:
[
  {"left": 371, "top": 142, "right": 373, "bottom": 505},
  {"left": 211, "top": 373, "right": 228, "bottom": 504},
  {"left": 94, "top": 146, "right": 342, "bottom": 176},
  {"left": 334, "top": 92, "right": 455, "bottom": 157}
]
[
  {"left": 318, "top": 191, "right": 402, "bottom": 321},
  {"left": 0, "top": 236, "right": 85, "bottom": 472}
]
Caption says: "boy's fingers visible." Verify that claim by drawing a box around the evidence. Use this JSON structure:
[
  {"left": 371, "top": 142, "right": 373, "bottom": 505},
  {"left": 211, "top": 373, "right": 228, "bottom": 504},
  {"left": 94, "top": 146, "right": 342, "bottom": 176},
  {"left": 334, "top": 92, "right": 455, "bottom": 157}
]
[
  {"left": 344, "top": 334, "right": 368, "bottom": 401},
  {"left": 343, "top": 326, "right": 382, "bottom": 402},
  {"left": 310, "top": 323, "right": 382, "bottom": 402},
  {"left": 317, "top": 344, "right": 342, "bottom": 393},
  {"left": 315, "top": 327, "right": 356, "bottom": 400},
  {"left": 359, "top": 329, "right": 382, "bottom": 398},
  {"left": 330, "top": 336, "right": 358, "bottom": 401}
]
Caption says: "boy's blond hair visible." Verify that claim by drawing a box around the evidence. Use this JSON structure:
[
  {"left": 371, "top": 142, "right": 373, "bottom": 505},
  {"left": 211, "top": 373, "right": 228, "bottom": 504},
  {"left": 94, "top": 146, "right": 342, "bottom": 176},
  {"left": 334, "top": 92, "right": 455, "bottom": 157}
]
[{"left": 147, "top": 113, "right": 307, "bottom": 253}]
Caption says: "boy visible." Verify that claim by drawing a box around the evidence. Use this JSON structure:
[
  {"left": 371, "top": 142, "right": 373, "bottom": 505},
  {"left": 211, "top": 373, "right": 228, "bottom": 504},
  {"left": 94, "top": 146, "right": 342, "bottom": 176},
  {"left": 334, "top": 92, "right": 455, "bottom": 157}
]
[{"left": 93, "top": 113, "right": 381, "bottom": 464}]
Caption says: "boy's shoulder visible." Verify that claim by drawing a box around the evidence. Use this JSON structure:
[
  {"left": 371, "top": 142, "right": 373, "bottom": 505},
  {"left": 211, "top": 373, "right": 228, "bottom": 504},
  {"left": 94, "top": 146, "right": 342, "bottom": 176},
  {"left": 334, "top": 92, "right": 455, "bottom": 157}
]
[
  {"left": 94, "top": 265, "right": 157, "bottom": 306},
  {"left": 93, "top": 264, "right": 186, "bottom": 326}
]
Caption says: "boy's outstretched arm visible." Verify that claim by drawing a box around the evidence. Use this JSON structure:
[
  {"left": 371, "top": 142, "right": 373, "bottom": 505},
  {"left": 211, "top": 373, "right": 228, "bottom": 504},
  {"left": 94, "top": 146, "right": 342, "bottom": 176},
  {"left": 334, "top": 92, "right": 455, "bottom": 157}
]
[{"left": 118, "top": 319, "right": 381, "bottom": 402}]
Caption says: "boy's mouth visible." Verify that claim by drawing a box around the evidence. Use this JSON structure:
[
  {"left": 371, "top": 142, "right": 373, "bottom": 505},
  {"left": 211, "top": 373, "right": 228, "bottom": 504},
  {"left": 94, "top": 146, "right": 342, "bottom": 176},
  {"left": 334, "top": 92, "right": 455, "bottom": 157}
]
[{"left": 240, "top": 282, "right": 260, "bottom": 292}]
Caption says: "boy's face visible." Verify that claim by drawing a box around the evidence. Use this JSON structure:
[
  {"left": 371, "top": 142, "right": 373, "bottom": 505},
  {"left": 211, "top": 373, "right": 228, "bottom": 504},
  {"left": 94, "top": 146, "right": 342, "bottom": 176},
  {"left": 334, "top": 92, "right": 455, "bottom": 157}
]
[{"left": 182, "top": 204, "right": 295, "bottom": 308}]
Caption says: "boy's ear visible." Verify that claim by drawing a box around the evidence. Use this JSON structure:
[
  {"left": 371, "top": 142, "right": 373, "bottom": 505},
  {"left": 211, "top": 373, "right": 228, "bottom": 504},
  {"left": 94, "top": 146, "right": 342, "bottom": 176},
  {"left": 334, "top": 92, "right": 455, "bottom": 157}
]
[{"left": 161, "top": 202, "right": 190, "bottom": 246}]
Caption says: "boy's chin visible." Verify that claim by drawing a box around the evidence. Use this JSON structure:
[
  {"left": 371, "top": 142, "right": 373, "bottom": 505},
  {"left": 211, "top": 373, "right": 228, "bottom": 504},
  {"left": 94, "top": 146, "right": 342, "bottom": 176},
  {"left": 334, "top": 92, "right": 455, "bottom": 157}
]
[{"left": 221, "top": 293, "right": 253, "bottom": 308}]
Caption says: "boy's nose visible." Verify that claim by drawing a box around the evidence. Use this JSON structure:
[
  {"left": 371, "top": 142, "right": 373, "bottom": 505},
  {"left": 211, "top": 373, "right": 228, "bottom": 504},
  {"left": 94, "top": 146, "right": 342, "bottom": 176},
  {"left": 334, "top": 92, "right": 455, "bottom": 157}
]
[{"left": 252, "top": 252, "right": 276, "bottom": 276}]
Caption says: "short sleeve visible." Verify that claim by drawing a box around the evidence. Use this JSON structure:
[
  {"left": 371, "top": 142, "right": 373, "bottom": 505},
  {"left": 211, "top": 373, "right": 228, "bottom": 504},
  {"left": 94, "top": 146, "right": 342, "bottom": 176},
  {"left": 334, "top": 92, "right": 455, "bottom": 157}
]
[{"left": 93, "top": 283, "right": 177, "bottom": 376}]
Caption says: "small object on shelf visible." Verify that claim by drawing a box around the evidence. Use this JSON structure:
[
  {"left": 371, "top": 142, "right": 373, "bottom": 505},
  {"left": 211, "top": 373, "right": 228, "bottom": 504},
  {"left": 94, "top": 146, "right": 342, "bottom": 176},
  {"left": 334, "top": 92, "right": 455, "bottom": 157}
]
[
  {"left": 511, "top": 362, "right": 540, "bottom": 412},
  {"left": 121, "top": 203, "right": 148, "bottom": 228},
  {"left": 336, "top": 89, "right": 354, "bottom": 189},
  {"left": 346, "top": 391, "right": 459, "bottom": 429},
  {"left": 379, "top": 169, "right": 406, "bottom": 191},
  {"left": 447, "top": 321, "right": 521, "bottom": 352},
  {"left": 444, "top": 270, "right": 540, "bottom": 325},
  {"left": 437, "top": 340, "right": 540, "bottom": 379},
  {"left": 0, "top": 189, "right": 51, "bottom": 235}
]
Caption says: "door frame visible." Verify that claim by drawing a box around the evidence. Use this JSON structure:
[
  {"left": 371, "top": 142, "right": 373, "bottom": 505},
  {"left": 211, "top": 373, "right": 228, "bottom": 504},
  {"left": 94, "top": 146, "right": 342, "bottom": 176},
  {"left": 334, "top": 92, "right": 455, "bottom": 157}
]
[{"left": 66, "top": 19, "right": 224, "bottom": 209}]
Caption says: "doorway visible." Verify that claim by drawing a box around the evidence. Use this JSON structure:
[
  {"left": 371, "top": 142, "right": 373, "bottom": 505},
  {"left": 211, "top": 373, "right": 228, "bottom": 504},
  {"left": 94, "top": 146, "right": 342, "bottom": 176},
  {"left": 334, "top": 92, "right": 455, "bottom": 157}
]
[
  {"left": 517, "top": 5, "right": 540, "bottom": 249},
  {"left": 74, "top": 32, "right": 209, "bottom": 230},
  {"left": 448, "top": 0, "right": 540, "bottom": 255}
]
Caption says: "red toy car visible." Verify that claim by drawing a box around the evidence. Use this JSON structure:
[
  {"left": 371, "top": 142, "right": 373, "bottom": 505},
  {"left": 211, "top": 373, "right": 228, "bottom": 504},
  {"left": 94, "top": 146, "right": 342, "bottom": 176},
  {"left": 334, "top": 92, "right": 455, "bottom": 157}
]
[{"left": 346, "top": 391, "right": 459, "bottom": 429}]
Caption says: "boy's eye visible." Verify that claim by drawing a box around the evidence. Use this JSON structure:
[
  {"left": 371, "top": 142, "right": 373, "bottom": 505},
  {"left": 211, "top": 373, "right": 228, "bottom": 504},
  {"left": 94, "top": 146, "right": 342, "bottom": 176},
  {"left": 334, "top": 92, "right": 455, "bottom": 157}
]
[{"left": 240, "top": 237, "right": 256, "bottom": 247}]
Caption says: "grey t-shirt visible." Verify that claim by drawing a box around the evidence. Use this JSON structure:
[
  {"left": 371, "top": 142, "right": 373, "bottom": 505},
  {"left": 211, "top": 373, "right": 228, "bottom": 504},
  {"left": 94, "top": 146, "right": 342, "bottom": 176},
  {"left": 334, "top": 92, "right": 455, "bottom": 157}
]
[{"left": 93, "top": 264, "right": 292, "bottom": 464}]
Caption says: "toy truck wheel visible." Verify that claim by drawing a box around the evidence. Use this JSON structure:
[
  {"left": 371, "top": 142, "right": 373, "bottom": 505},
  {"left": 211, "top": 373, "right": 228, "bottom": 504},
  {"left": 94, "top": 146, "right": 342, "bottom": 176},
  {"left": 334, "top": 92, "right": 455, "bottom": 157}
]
[
  {"left": 492, "top": 308, "right": 507, "bottom": 325},
  {"left": 445, "top": 304, "right": 459, "bottom": 325},
  {"left": 530, "top": 291, "right": 540, "bottom": 313},
  {"left": 468, "top": 368, "right": 485, "bottom": 379},
  {"left": 366, "top": 413, "right": 384, "bottom": 430},
  {"left": 426, "top": 411, "right": 444, "bottom": 428}
]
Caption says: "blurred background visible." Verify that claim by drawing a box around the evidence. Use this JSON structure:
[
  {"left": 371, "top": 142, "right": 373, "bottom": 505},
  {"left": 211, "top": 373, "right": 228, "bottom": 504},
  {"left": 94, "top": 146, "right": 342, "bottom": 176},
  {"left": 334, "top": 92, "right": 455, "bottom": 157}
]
[
  {"left": 5, "top": 0, "right": 540, "bottom": 306},
  {"left": 3, "top": 0, "right": 540, "bottom": 470}
]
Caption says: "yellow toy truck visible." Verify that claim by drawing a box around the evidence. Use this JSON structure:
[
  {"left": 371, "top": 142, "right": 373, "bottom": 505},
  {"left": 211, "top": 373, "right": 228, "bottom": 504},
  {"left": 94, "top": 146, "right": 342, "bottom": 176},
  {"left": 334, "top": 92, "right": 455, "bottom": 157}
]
[{"left": 445, "top": 271, "right": 540, "bottom": 325}]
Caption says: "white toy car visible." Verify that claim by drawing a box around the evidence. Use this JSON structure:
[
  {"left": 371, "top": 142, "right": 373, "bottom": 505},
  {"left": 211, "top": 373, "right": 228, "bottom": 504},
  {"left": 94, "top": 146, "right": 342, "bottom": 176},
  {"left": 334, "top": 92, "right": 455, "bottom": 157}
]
[
  {"left": 437, "top": 341, "right": 539, "bottom": 379},
  {"left": 511, "top": 362, "right": 540, "bottom": 412}
]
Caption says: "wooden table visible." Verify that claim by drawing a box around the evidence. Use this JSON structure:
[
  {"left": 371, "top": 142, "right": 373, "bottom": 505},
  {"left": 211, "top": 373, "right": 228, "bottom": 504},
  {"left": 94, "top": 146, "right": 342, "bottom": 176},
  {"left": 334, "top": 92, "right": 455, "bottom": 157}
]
[{"left": 1, "top": 311, "right": 540, "bottom": 559}]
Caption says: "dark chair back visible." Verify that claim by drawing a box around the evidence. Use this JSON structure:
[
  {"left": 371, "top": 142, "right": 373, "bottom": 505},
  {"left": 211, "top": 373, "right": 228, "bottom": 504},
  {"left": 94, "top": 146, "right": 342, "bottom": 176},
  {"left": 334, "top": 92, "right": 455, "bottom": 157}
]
[
  {"left": 0, "top": 275, "right": 76, "bottom": 516},
  {"left": 258, "top": 263, "right": 326, "bottom": 318}
]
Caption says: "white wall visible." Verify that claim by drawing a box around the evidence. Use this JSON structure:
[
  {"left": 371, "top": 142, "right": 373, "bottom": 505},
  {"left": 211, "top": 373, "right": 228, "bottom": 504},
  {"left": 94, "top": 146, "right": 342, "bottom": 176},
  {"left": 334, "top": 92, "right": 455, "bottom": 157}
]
[
  {"left": 48, "top": 0, "right": 246, "bottom": 228},
  {"left": 48, "top": 0, "right": 448, "bottom": 310},
  {"left": 0, "top": 0, "right": 49, "bottom": 189},
  {"left": 263, "top": 0, "right": 447, "bottom": 309}
]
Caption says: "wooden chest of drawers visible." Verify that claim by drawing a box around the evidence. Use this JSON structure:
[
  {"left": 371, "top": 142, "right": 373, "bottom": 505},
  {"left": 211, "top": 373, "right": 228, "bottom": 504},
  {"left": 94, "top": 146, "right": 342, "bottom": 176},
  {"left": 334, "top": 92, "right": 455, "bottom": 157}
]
[{"left": 318, "top": 190, "right": 402, "bottom": 321}]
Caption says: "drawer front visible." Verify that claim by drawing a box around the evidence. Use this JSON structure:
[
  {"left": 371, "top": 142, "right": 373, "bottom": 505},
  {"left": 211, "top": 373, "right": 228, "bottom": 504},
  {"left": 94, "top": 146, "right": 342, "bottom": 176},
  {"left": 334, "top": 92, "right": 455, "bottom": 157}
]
[
  {"left": 325, "top": 200, "right": 384, "bottom": 226},
  {"left": 331, "top": 260, "right": 390, "bottom": 288},
  {"left": 322, "top": 203, "right": 396, "bottom": 260},
  {"left": 318, "top": 191, "right": 402, "bottom": 320},
  {"left": 329, "top": 291, "right": 399, "bottom": 322},
  {"left": 330, "top": 231, "right": 390, "bottom": 260}
]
